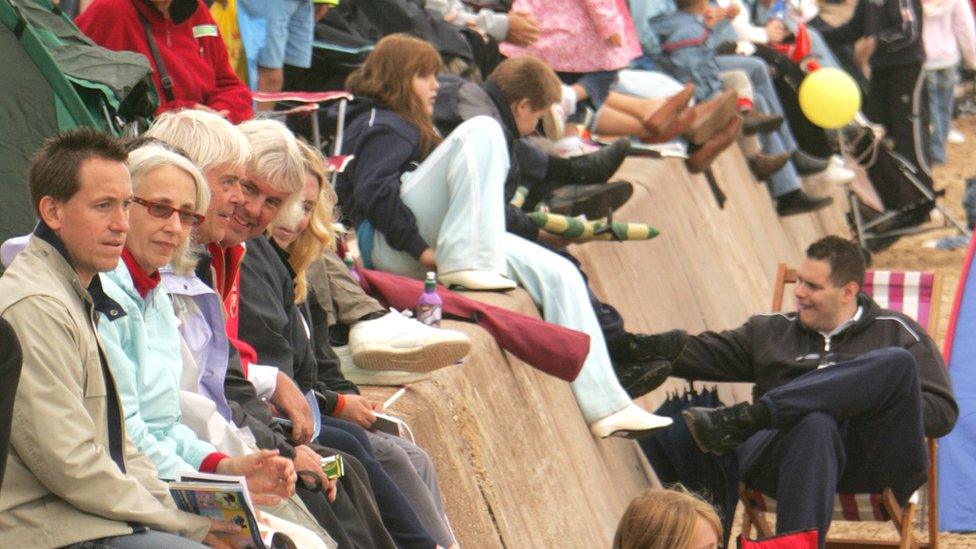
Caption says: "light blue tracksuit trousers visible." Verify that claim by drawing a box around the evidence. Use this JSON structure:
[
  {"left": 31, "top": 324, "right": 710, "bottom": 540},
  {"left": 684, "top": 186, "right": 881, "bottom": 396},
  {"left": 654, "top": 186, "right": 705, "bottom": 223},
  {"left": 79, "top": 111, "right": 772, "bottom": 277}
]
[
  {"left": 370, "top": 116, "right": 632, "bottom": 424},
  {"left": 716, "top": 54, "right": 802, "bottom": 197},
  {"left": 371, "top": 116, "right": 510, "bottom": 280}
]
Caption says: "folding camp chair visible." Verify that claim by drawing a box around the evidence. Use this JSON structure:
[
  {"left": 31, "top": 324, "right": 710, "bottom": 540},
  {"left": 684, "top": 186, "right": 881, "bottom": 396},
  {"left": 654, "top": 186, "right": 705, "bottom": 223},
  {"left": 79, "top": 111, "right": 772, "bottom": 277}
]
[
  {"left": 253, "top": 90, "right": 355, "bottom": 183},
  {"left": 740, "top": 263, "right": 943, "bottom": 549}
]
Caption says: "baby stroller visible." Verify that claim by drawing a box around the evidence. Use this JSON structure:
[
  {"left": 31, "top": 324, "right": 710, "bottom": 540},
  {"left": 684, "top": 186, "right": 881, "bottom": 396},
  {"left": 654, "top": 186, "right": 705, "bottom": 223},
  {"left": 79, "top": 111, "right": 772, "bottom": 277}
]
[{"left": 842, "top": 121, "right": 970, "bottom": 252}]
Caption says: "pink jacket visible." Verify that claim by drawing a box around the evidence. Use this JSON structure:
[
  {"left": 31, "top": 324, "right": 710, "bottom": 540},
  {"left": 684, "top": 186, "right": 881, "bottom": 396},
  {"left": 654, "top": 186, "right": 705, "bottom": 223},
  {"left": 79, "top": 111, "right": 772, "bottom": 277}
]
[
  {"left": 499, "top": 0, "right": 640, "bottom": 72},
  {"left": 922, "top": 0, "right": 976, "bottom": 70}
]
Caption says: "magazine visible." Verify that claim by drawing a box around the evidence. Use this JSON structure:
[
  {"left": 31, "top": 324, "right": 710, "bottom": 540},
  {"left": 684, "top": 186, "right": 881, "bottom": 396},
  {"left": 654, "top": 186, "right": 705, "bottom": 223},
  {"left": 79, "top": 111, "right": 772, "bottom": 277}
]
[{"left": 169, "top": 472, "right": 294, "bottom": 549}]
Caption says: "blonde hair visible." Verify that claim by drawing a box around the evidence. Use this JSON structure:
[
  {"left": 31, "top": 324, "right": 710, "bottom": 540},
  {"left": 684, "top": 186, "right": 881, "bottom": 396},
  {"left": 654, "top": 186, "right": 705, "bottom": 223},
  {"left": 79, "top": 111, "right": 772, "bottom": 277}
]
[
  {"left": 273, "top": 140, "right": 339, "bottom": 303},
  {"left": 145, "top": 109, "right": 250, "bottom": 173},
  {"left": 126, "top": 144, "right": 211, "bottom": 275},
  {"left": 613, "top": 487, "right": 722, "bottom": 549}
]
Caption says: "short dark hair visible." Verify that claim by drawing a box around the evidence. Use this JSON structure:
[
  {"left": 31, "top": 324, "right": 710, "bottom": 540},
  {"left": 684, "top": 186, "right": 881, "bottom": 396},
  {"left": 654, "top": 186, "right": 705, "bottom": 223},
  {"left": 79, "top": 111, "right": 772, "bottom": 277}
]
[
  {"left": 806, "top": 236, "right": 865, "bottom": 288},
  {"left": 487, "top": 56, "right": 562, "bottom": 111},
  {"left": 28, "top": 127, "right": 128, "bottom": 215}
]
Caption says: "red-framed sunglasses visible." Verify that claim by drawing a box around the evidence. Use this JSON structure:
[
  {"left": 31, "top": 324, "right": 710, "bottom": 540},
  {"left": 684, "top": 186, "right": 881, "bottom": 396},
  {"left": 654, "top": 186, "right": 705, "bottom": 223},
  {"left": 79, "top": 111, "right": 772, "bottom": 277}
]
[{"left": 131, "top": 197, "right": 206, "bottom": 227}]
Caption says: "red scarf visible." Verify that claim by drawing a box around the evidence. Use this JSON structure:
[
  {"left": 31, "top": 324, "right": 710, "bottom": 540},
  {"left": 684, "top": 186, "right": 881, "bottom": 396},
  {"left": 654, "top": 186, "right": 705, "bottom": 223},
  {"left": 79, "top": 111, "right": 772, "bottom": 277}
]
[{"left": 120, "top": 249, "right": 161, "bottom": 299}]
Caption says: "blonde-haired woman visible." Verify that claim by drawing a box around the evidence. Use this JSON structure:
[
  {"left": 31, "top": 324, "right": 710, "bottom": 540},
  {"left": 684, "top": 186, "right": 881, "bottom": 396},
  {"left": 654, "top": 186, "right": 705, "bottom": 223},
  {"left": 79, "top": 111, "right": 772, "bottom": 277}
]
[
  {"left": 614, "top": 488, "right": 722, "bottom": 549},
  {"left": 268, "top": 140, "right": 460, "bottom": 548}
]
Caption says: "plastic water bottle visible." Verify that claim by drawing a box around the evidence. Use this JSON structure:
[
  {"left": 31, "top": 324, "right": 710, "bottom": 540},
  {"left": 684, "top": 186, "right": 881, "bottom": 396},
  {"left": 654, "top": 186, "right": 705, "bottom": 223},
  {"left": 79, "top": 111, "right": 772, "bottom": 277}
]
[
  {"left": 770, "top": 0, "right": 787, "bottom": 20},
  {"left": 344, "top": 255, "right": 361, "bottom": 284},
  {"left": 416, "top": 272, "right": 442, "bottom": 327}
]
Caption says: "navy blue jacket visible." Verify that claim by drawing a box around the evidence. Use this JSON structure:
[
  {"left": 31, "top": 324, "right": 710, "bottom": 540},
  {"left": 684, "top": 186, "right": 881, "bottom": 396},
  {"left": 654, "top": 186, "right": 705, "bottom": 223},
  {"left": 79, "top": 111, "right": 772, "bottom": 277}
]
[{"left": 336, "top": 99, "right": 429, "bottom": 260}]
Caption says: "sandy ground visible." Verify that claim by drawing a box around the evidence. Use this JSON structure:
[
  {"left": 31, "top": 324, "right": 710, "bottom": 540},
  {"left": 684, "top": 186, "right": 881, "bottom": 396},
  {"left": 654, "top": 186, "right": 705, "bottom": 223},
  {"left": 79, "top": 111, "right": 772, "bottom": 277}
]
[{"left": 731, "top": 117, "right": 976, "bottom": 546}]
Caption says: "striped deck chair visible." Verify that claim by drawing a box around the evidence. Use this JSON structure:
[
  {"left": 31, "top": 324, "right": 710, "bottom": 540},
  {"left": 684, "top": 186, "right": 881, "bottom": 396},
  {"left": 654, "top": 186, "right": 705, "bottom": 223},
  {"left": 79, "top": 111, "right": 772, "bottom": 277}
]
[{"left": 740, "top": 263, "right": 943, "bottom": 549}]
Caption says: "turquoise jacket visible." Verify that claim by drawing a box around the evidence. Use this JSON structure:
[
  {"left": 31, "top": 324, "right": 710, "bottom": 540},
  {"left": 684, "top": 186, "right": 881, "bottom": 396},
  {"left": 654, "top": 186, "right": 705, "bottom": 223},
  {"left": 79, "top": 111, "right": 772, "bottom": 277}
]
[{"left": 98, "top": 261, "right": 217, "bottom": 480}]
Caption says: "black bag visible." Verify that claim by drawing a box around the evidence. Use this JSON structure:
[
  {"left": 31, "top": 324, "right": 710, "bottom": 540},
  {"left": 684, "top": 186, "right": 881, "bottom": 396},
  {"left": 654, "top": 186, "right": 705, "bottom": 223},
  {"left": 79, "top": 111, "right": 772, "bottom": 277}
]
[
  {"left": 845, "top": 124, "right": 934, "bottom": 220},
  {"left": 640, "top": 387, "right": 740, "bottom": 547}
]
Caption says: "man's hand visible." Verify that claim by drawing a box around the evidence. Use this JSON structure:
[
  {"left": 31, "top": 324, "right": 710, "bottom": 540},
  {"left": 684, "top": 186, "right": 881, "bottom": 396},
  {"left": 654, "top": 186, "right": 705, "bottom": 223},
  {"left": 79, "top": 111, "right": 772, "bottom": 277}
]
[
  {"left": 314, "top": 3, "right": 329, "bottom": 22},
  {"left": 335, "top": 395, "right": 380, "bottom": 429},
  {"left": 604, "top": 33, "right": 622, "bottom": 48},
  {"left": 270, "top": 372, "right": 314, "bottom": 445},
  {"left": 293, "top": 445, "right": 337, "bottom": 502},
  {"left": 204, "top": 519, "right": 243, "bottom": 548},
  {"left": 765, "top": 19, "right": 787, "bottom": 43},
  {"left": 725, "top": 2, "right": 741, "bottom": 18},
  {"left": 703, "top": 6, "right": 726, "bottom": 28},
  {"left": 419, "top": 248, "right": 437, "bottom": 270},
  {"left": 216, "top": 449, "right": 296, "bottom": 506},
  {"left": 506, "top": 10, "right": 540, "bottom": 47}
]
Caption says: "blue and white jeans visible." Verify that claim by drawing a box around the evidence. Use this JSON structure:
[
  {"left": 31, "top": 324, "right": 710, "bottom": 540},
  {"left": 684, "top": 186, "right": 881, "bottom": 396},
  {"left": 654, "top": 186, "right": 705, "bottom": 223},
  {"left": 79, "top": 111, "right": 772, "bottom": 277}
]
[{"left": 926, "top": 66, "right": 957, "bottom": 164}]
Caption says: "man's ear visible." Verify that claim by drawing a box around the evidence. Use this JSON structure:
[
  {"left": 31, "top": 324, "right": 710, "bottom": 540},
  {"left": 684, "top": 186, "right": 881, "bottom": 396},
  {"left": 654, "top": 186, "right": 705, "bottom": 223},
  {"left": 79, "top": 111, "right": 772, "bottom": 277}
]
[
  {"left": 37, "top": 196, "right": 63, "bottom": 231},
  {"left": 842, "top": 280, "right": 860, "bottom": 303},
  {"left": 512, "top": 98, "right": 532, "bottom": 116}
]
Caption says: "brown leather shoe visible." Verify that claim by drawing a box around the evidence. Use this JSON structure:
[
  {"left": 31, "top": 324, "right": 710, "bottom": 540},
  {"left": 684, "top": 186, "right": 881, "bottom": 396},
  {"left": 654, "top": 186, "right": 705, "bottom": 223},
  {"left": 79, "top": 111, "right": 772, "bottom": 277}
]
[
  {"left": 686, "top": 89, "right": 739, "bottom": 145},
  {"left": 641, "top": 107, "right": 696, "bottom": 144},
  {"left": 742, "top": 109, "right": 784, "bottom": 136},
  {"left": 748, "top": 151, "right": 792, "bottom": 181},
  {"left": 686, "top": 115, "right": 743, "bottom": 174},
  {"left": 644, "top": 83, "right": 695, "bottom": 135}
]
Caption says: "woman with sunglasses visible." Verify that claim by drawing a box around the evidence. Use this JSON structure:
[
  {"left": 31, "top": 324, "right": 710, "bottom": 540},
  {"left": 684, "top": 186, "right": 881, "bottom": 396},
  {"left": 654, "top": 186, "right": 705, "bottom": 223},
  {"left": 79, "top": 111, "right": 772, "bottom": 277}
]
[{"left": 95, "top": 144, "right": 303, "bottom": 518}]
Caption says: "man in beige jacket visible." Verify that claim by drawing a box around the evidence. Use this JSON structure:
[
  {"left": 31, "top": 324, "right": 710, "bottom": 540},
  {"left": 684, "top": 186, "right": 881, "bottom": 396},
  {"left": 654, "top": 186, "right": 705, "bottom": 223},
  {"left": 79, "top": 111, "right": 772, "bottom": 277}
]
[{"left": 0, "top": 128, "right": 238, "bottom": 548}]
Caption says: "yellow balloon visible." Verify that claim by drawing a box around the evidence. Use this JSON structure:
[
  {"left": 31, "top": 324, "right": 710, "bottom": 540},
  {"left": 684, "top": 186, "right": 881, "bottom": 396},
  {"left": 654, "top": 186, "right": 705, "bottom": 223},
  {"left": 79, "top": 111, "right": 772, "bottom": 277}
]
[{"left": 798, "top": 67, "right": 862, "bottom": 129}]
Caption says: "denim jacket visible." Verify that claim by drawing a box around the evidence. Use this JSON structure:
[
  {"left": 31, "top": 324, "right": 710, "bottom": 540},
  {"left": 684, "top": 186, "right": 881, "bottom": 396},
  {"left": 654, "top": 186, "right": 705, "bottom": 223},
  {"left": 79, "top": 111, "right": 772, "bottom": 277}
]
[{"left": 651, "top": 10, "right": 725, "bottom": 101}]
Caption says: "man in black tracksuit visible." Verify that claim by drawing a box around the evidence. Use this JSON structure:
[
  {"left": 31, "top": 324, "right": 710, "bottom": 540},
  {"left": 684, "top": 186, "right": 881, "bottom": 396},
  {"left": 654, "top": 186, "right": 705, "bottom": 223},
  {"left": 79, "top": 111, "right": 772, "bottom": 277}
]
[
  {"left": 821, "top": 0, "right": 933, "bottom": 192},
  {"left": 677, "top": 236, "right": 956, "bottom": 547}
]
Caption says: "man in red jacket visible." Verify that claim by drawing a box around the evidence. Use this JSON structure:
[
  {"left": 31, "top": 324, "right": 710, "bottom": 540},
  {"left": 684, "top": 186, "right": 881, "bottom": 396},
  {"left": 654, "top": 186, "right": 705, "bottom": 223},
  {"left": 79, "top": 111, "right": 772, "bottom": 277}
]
[{"left": 77, "top": 0, "right": 254, "bottom": 123}]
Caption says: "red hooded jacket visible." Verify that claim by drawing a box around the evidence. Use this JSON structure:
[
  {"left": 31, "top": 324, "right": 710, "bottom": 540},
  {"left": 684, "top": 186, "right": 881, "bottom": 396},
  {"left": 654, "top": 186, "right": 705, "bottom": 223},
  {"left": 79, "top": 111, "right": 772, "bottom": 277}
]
[{"left": 76, "top": 0, "right": 253, "bottom": 123}]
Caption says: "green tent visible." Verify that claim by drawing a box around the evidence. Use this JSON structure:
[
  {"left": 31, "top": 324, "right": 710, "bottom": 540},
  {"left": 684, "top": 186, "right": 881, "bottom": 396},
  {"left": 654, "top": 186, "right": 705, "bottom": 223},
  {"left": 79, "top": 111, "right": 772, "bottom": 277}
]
[{"left": 0, "top": 0, "right": 156, "bottom": 242}]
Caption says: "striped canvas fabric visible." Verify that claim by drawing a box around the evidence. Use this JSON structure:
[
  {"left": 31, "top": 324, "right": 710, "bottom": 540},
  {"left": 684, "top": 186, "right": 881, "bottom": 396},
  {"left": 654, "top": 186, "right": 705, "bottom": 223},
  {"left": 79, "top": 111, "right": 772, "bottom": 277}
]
[
  {"left": 746, "top": 268, "right": 934, "bottom": 522},
  {"left": 745, "top": 490, "right": 921, "bottom": 523},
  {"left": 861, "top": 269, "right": 936, "bottom": 333}
]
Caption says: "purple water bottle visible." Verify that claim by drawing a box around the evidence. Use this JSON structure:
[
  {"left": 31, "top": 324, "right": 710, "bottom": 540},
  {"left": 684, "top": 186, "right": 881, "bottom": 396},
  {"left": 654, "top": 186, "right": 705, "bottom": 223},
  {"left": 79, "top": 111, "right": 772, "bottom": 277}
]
[
  {"left": 416, "top": 271, "right": 442, "bottom": 327},
  {"left": 344, "top": 255, "right": 361, "bottom": 284}
]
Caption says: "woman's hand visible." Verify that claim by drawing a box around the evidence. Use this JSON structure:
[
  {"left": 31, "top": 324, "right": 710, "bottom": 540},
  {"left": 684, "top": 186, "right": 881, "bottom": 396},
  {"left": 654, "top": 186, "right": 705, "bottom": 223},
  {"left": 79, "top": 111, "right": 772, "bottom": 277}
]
[
  {"left": 419, "top": 248, "right": 437, "bottom": 270},
  {"left": 506, "top": 10, "right": 540, "bottom": 47},
  {"left": 216, "top": 449, "right": 296, "bottom": 506},
  {"left": 335, "top": 395, "right": 381, "bottom": 429},
  {"left": 204, "top": 518, "right": 243, "bottom": 548}
]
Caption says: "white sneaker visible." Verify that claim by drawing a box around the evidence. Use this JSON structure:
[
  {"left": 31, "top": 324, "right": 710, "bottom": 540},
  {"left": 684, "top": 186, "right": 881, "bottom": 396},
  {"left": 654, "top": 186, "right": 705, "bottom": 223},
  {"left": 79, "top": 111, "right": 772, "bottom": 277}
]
[
  {"left": 589, "top": 403, "right": 673, "bottom": 439},
  {"left": 334, "top": 344, "right": 432, "bottom": 386},
  {"left": 948, "top": 128, "right": 966, "bottom": 144},
  {"left": 805, "top": 161, "right": 855, "bottom": 187},
  {"left": 437, "top": 270, "right": 517, "bottom": 291},
  {"left": 349, "top": 312, "right": 472, "bottom": 372}
]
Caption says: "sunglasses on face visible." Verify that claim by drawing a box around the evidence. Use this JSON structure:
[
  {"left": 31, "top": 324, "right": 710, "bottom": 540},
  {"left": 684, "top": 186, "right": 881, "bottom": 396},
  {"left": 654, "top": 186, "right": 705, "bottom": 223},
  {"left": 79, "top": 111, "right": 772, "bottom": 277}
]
[{"left": 131, "top": 196, "right": 205, "bottom": 227}]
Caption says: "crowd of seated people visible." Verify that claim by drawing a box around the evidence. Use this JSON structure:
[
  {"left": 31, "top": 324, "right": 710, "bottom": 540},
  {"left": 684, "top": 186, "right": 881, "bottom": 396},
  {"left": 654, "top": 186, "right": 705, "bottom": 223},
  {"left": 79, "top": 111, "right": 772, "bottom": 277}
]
[{"left": 0, "top": 0, "right": 964, "bottom": 546}]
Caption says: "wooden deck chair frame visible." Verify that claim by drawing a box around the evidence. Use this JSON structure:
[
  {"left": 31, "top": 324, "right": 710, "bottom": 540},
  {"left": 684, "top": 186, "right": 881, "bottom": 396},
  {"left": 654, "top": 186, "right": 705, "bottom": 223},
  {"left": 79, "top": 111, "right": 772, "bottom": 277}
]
[{"left": 740, "top": 263, "right": 942, "bottom": 549}]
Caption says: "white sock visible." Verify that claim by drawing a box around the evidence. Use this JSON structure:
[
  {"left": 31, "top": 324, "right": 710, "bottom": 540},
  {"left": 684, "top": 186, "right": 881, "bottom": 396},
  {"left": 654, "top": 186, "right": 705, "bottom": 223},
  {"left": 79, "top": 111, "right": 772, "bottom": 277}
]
[{"left": 561, "top": 84, "right": 578, "bottom": 118}]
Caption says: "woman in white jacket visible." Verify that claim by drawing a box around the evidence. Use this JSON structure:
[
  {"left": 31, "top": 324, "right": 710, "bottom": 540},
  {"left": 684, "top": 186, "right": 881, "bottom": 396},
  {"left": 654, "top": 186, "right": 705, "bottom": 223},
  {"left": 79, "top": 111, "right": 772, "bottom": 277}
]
[{"left": 922, "top": 0, "right": 976, "bottom": 163}]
